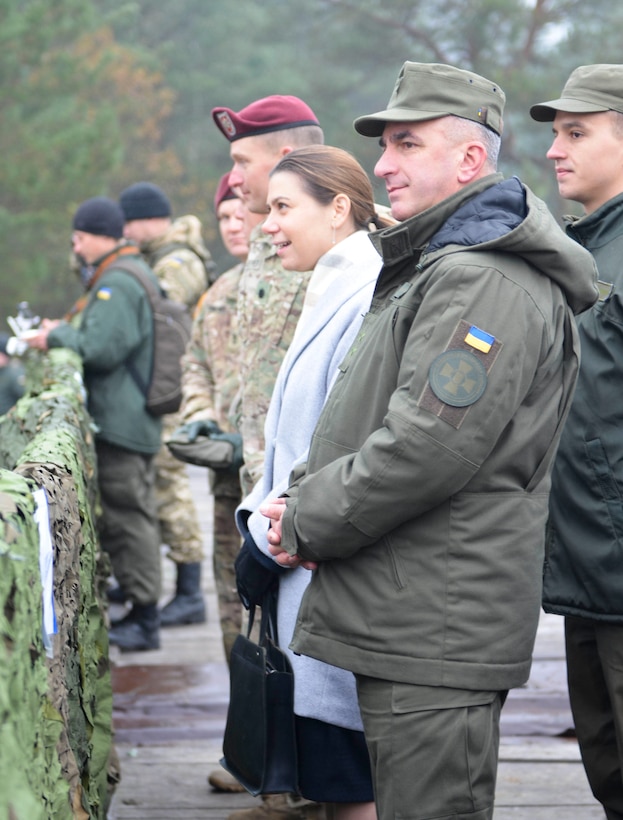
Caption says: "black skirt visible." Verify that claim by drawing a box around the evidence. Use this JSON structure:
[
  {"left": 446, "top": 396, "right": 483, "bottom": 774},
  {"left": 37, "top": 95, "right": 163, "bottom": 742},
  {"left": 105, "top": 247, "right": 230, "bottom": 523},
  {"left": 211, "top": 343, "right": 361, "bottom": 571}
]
[{"left": 294, "top": 715, "right": 374, "bottom": 803}]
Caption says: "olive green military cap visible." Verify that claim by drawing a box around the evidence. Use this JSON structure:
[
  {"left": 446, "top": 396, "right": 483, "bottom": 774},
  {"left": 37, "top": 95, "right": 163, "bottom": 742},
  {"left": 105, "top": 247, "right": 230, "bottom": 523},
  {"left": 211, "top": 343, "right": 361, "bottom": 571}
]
[
  {"left": 354, "top": 62, "right": 505, "bottom": 137},
  {"left": 530, "top": 64, "right": 623, "bottom": 121}
]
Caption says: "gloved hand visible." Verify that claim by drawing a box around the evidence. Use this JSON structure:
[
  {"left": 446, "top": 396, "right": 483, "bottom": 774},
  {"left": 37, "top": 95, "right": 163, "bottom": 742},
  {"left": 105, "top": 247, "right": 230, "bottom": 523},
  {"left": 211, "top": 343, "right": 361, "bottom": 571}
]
[
  {"left": 235, "top": 532, "right": 283, "bottom": 609},
  {"left": 173, "top": 419, "right": 222, "bottom": 442},
  {"left": 209, "top": 431, "right": 243, "bottom": 473}
]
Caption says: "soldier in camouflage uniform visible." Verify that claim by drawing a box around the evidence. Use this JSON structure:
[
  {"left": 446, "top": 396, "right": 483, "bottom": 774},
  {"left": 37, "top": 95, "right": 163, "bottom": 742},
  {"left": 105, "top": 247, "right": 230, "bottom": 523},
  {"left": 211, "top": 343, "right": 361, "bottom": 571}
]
[
  {"left": 120, "top": 182, "right": 215, "bottom": 626},
  {"left": 211, "top": 96, "right": 324, "bottom": 498},
  {"left": 178, "top": 174, "right": 264, "bottom": 664},
  {"left": 209, "top": 97, "right": 326, "bottom": 820}
]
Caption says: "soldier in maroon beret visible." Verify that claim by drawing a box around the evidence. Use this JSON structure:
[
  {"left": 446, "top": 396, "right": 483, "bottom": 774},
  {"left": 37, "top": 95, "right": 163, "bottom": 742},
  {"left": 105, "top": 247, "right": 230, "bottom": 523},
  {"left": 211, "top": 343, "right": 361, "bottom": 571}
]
[
  {"left": 206, "top": 97, "right": 325, "bottom": 818},
  {"left": 212, "top": 95, "right": 320, "bottom": 143},
  {"left": 212, "top": 95, "right": 323, "bottom": 215}
]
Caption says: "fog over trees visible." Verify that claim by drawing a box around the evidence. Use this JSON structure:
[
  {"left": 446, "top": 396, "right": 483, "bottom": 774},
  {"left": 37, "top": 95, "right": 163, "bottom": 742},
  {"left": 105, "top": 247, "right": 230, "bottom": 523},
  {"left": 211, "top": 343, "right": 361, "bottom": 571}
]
[{"left": 2, "top": 0, "right": 620, "bottom": 319}]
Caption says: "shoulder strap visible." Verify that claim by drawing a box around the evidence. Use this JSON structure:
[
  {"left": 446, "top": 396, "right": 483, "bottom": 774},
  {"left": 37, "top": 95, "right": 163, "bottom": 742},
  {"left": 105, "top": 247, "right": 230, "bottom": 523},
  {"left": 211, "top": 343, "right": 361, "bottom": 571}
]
[
  {"left": 111, "top": 258, "right": 160, "bottom": 397},
  {"left": 112, "top": 257, "right": 163, "bottom": 302}
]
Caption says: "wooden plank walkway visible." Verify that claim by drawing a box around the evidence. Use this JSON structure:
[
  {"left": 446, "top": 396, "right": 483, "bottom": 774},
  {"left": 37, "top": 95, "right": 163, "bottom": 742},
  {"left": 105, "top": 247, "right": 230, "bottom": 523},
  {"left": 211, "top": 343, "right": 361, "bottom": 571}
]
[{"left": 107, "top": 465, "right": 604, "bottom": 819}]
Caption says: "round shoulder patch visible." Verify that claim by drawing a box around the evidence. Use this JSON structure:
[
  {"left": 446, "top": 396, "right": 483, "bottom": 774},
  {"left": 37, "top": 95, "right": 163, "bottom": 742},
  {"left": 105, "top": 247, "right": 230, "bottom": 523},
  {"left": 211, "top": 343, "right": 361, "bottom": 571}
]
[{"left": 428, "top": 349, "right": 487, "bottom": 407}]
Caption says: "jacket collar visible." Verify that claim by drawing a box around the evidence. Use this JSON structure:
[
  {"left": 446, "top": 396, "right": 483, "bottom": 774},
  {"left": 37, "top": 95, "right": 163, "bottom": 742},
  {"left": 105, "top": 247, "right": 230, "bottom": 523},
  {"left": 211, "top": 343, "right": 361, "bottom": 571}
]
[
  {"left": 370, "top": 173, "right": 504, "bottom": 267},
  {"left": 564, "top": 191, "right": 623, "bottom": 249}
]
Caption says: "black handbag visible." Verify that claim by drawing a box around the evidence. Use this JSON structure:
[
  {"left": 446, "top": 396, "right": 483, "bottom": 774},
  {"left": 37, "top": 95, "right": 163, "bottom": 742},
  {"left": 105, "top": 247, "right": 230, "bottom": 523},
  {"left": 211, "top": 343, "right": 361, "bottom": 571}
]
[{"left": 220, "top": 590, "right": 299, "bottom": 796}]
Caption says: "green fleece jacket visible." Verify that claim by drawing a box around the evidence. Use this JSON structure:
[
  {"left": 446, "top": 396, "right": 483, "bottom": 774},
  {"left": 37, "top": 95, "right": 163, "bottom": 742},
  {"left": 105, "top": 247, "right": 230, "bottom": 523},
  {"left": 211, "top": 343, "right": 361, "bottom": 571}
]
[
  {"left": 280, "top": 175, "right": 598, "bottom": 692},
  {"left": 48, "top": 247, "right": 161, "bottom": 454}
]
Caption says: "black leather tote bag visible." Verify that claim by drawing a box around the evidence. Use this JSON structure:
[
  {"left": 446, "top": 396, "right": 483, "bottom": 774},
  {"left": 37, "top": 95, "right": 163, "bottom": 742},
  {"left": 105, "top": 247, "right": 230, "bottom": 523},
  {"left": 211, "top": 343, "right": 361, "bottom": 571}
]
[{"left": 220, "top": 590, "right": 298, "bottom": 795}]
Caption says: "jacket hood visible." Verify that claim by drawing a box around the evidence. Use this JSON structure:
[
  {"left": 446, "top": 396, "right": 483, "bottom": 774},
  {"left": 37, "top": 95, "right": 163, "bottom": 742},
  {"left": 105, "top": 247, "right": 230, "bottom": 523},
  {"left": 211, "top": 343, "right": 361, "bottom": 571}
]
[
  {"left": 373, "top": 175, "right": 599, "bottom": 316},
  {"left": 144, "top": 214, "right": 210, "bottom": 262}
]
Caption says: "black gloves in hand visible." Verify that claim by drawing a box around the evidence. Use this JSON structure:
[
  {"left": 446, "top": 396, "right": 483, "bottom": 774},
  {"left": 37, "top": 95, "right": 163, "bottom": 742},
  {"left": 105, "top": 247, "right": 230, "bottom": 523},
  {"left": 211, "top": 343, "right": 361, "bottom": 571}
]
[{"left": 235, "top": 532, "right": 284, "bottom": 609}]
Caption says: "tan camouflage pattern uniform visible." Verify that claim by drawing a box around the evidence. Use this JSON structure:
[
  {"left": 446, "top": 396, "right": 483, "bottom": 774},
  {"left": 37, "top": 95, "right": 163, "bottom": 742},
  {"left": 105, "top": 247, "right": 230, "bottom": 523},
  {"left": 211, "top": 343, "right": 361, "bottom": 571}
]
[
  {"left": 235, "top": 225, "right": 313, "bottom": 495},
  {"left": 180, "top": 263, "right": 243, "bottom": 663},
  {"left": 142, "top": 215, "right": 212, "bottom": 565}
]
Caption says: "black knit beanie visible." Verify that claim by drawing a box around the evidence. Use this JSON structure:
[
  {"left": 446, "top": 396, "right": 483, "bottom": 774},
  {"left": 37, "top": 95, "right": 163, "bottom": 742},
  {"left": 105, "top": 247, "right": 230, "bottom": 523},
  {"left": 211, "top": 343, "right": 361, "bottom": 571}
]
[
  {"left": 72, "top": 197, "right": 125, "bottom": 238},
  {"left": 119, "top": 182, "right": 171, "bottom": 220}
]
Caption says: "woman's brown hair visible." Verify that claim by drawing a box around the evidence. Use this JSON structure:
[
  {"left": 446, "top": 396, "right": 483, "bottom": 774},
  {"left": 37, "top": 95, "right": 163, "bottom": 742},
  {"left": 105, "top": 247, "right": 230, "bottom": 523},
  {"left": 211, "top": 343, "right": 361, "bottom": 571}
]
[{"left": 270, "top": 145, "right": 391, "bottom": 231}]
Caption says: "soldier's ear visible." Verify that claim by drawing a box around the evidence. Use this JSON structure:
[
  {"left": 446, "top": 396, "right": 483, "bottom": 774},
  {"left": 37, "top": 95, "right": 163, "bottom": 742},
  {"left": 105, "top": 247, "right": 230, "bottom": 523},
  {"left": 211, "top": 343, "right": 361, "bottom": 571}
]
[{"left": 457, "top": 141, "right": 488, "bottom": 184}]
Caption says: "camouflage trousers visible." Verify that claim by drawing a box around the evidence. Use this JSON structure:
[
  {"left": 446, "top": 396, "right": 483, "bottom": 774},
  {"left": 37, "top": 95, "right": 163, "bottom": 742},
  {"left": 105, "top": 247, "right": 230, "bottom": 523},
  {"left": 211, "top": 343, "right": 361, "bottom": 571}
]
[
  {"left": 211, "top": 471, "right": 243, "bottom": 666},
  {"left": 155, "top": 413, "right": 204, "bottom": 565}
]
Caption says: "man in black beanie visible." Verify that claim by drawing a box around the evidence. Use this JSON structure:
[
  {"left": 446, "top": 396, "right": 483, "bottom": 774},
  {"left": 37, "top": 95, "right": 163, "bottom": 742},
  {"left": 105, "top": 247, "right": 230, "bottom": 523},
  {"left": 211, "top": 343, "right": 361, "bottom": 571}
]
[
  {"left": 118, "top": 181, "right": 215, "bottom": 627},
  {"left": 27, "top": 196, "right": 163, "bottom": 652}
]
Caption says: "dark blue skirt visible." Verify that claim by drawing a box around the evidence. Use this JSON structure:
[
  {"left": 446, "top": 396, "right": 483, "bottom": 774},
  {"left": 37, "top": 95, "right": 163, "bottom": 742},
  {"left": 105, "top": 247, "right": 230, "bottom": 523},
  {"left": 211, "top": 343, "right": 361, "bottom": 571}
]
[{"left": 295, "top": 715, "right": 374, "bottom": 803}]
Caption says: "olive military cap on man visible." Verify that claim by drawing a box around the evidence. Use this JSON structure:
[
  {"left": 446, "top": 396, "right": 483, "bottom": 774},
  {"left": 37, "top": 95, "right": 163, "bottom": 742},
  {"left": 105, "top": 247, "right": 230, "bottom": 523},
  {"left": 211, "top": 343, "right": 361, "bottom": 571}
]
[
  {"left": 530, "top": 64, "right": 623, "bottom": 121},
  {"left": 212, "top": 95, "right": 319, "bottom": 142},
  {"left": 354, "top": 61, "right": 505, "bottom": 137}
]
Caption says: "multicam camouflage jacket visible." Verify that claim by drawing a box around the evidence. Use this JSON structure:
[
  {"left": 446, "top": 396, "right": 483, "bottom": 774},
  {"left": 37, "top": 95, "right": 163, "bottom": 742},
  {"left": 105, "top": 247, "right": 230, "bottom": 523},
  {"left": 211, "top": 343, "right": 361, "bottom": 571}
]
[
  {"left": 179, "top": 263, "right": 242, "bottom": 434},
  {"left": 141, "top": 215, "right": 214, "bottom": 310}
]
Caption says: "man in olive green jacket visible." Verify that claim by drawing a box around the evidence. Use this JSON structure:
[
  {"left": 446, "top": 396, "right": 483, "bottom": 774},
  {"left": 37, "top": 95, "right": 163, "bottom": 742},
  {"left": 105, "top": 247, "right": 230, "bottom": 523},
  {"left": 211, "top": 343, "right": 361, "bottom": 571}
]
[
  {"left": 27, "top": 196, "right": 163, "bottom": 652},
  {"left": 261, "top": 63, "right": 599, "bottom": 820},
  {"left": 531, "top": 64, "right": 623, "bottom": 820}
]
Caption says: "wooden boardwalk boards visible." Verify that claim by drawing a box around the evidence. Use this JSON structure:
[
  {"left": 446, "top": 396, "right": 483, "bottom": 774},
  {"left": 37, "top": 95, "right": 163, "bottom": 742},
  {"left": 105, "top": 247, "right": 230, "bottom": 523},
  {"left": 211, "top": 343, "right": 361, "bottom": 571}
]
[{"left": 109, "top": 466, "right": 602, "bottom": 819}]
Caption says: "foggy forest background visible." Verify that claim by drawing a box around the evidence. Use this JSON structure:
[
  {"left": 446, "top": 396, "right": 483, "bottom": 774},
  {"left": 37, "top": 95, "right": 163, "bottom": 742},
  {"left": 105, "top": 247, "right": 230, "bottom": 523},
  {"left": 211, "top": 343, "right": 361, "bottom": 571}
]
[{"left": 2, "top": 0, "right": 621, "bottom": 323}]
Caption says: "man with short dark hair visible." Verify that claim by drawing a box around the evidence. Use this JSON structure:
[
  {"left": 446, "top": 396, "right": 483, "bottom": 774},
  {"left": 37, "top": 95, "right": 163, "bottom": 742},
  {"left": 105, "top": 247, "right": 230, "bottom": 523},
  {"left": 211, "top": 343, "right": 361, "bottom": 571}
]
[
  {"left": 261, "top": 62, "right": 599, "bottom": 820},
  {"left": 27, "top": 196, "right": 163, "bottom": 652},
  {"left": 530, "top": 64, "right": 623, "bottom": 820}
]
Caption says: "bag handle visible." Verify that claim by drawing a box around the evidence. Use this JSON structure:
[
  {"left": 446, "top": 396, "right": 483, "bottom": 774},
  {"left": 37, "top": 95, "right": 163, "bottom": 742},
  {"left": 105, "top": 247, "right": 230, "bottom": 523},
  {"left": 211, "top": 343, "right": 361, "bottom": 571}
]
[{"left": 246, "top": 587, "right": 280, "bottom": 646}]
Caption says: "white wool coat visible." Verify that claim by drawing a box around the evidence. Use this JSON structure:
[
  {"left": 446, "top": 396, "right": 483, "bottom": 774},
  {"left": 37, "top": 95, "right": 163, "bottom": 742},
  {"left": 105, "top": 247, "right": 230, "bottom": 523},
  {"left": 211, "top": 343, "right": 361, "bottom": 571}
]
[{"left": 237, "top": 229, "right": 381, "bottom": 729}]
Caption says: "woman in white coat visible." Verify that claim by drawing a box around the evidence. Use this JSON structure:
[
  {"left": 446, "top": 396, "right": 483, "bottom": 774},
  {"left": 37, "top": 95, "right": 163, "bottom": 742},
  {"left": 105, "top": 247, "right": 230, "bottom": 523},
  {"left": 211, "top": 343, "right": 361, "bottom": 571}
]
[{"left": 236, "top": 145, "right": 392, "bottom": 820}]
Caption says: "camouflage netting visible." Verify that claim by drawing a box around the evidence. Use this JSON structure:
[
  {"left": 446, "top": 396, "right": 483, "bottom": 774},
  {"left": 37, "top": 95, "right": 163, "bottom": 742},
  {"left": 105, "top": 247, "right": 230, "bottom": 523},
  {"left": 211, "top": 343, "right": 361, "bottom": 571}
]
[{"left": 0, "top": 348, "right": 116, "bottom": 819}]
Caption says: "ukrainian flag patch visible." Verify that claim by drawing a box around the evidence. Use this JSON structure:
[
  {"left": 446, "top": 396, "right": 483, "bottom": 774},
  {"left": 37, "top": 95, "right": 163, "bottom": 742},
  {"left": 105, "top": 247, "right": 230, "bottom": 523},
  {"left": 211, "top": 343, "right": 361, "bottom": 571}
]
[
  {"left": 464, "top": 325, "right": 495, "bottom": 354},
  {"left": 96, "top": 288, "right": 112, "bottom": 300}
]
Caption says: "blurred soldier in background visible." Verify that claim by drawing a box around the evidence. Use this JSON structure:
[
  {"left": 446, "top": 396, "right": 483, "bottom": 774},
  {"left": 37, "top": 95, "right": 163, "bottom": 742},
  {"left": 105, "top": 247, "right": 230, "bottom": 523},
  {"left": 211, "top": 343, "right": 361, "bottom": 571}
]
[
  {"left": 176, "top": 174, "right": 263, "bottom": 666},
  {"left": 26, "top": 196, "right": 164, "bottom": 652},
  {"left": 174, "top": 175, "right": 263, "bottom": 796},
  {"left": 119, "top": 182, "right": 214, "bottom": 626}
]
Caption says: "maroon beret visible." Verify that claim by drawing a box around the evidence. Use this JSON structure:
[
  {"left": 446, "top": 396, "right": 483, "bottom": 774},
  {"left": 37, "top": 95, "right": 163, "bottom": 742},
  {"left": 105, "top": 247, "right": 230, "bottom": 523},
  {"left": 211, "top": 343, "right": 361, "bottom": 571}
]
[
  {"left": 212, "top": 95, "right": 320, "bottom": 142},
  {"left": 214, "top": 173, "right": 237, "bottom": 212}
]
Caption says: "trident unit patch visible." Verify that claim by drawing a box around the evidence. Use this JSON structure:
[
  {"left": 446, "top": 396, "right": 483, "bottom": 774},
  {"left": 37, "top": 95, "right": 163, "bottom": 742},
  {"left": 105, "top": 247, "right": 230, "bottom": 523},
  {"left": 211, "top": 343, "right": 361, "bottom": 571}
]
[{"left": 419, "top": 319, "right": 503, "bottom": 428}]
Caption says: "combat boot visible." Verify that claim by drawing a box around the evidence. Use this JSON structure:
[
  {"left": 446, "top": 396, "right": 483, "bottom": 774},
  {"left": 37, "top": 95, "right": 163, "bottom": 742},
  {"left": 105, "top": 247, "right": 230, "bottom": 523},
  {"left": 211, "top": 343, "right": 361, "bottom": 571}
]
[
  {"left": 108, "top": 603, "right": 160, "bottom": 651},
  {"left": 207, "top": 768, "right": 245, "bottom": 793},
  {"left": 106, "top": 584, "right": 126, "bottom": 604},
  {"left": 160, "top": 562, "right": 207, "bottom": 626},
  {"left": 226, "top": 794, "right": 326, "bottom": 820}
]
